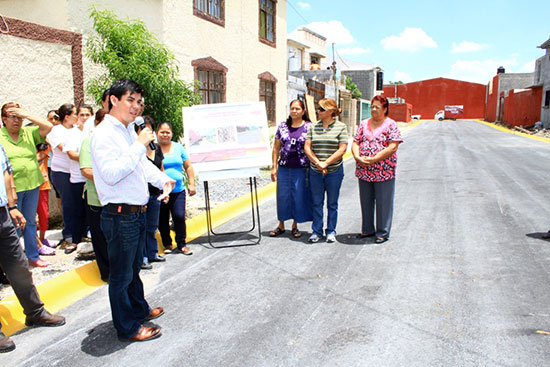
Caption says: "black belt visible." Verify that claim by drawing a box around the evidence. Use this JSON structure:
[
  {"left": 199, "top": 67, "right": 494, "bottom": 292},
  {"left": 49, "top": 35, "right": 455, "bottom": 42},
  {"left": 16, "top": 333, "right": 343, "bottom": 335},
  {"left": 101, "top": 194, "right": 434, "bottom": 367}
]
[{"left": 104, "top": 203, "right": 147, "bottom": 215}]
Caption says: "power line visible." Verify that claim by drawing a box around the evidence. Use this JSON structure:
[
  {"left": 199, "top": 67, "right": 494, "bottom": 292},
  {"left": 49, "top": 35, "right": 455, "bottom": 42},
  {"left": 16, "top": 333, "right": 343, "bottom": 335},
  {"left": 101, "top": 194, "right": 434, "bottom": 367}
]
[{"left": 287, "top": 1, "right": 310, "bottom": 25}]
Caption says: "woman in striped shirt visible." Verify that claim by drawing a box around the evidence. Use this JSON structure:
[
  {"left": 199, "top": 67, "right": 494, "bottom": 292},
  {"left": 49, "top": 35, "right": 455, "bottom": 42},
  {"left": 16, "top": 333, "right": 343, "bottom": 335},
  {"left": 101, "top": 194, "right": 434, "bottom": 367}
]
[{"left": 304, "top": 98, "right": 348, "bottom": 243}]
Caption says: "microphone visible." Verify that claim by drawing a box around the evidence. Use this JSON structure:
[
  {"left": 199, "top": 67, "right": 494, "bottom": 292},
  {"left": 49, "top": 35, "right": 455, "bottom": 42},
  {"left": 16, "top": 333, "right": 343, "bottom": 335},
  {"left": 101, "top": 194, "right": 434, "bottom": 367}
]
[{"left": 134, "top": 116, "right": 156, "bottom": 150}]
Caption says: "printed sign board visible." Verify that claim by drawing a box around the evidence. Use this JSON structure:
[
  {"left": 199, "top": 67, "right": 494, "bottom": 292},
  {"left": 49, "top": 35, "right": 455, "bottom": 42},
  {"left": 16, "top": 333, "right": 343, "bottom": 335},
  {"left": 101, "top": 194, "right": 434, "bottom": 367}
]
[{"left": 182, "top": 102, "right": 272, "bottom": 180}]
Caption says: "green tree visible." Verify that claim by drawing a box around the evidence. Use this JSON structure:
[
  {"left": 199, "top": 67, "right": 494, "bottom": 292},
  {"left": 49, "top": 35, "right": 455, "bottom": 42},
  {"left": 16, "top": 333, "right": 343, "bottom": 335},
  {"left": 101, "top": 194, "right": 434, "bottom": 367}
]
[
  {"left": 345, "top": 76, "right": 362, "bottom": 99},
  {"left": 86, "top": 8, "right": 201, "bottom": 139}
]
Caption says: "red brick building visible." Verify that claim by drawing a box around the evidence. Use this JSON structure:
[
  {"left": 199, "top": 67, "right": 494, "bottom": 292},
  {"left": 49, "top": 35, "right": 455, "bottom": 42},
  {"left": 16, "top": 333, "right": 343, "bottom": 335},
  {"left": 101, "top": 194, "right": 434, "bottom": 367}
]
[{"left": 383, "top": 77, "right": 486, "bottom": 119}]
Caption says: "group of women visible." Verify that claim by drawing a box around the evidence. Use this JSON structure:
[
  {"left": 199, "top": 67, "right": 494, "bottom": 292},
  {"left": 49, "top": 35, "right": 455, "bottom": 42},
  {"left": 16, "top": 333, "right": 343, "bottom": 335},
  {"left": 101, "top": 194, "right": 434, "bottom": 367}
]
[
  {"left": 0, "top": 99, "right": 195, "bottom": 274},
  {"left": 270, "top": 95, "right": 403, "bottom": 244}
]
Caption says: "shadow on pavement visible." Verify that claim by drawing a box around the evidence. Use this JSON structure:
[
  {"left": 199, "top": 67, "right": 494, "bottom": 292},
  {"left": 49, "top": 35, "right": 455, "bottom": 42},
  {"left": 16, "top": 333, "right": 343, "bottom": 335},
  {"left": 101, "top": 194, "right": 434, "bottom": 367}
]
[
  {"left": 190, "top": 233, "right": 261, "bottom": 249},
  {"left": 526, "top": 232, "right": 550, "bottom": 242},
  {"left": 81, "top": 321, "right": 129, "bottom": 356},
  {"left": 337, "top": 233, "right": 379, "bottom": 246}
]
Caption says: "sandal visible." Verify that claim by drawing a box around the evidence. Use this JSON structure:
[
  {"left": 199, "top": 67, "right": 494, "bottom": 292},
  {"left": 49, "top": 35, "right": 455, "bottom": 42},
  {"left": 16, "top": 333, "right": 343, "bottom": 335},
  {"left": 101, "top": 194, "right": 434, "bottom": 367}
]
[
  {"left": 291, "top": 228, "right": 301, "bottom": 238},
  {"left": 543, "top": 231, "right": 550, "bottom": 240},
  {"left": 269, "top": 227, "right": 285, "bottom": 237},
  {"left": 181, "top": 246, "right": 193, "bottom": 256},
  {"left": 64, "top": 243, "right": 78, "bottom": 254}
]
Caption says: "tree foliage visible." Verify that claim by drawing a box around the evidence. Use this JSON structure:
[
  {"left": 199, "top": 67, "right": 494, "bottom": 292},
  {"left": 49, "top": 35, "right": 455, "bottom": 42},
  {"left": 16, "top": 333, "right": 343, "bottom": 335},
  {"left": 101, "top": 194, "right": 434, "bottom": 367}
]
[
  {"left": 86, "top": 8, "right": 201, "bottom": 139},
  {"left": 345, "top": 76, "right": 362, "bottom": 99}
]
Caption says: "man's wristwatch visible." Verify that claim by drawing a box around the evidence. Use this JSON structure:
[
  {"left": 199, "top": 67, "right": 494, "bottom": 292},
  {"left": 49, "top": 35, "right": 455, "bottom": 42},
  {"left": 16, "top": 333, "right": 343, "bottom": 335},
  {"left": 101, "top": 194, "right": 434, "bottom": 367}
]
[{"left": 8, "top": 205, "right": 18, "bottom": 211}]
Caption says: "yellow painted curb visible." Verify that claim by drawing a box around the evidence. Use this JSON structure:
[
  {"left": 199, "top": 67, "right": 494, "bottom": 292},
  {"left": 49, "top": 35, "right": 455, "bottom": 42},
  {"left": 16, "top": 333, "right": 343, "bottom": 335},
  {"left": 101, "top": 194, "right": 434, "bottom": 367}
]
[
  {"left": 1, "top": 181, "right": 277, "bottom": 337},
  {"left": 473, "top": 119, "right": 550, "bottom": 143}
]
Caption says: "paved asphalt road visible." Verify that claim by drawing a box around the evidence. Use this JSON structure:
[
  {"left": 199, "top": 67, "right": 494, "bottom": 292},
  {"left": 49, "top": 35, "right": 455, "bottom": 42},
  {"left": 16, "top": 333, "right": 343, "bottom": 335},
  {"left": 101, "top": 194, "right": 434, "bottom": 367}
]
[{"left": 3, "top": 120, "right": 550, "bottom": 366}]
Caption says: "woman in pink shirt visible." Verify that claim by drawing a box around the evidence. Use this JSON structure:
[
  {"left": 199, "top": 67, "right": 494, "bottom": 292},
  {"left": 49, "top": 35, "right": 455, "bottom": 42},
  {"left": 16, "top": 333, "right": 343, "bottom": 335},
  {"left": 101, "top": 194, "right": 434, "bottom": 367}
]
[{"left": 351, "top": 95, "right": 403, "bottom": 244}]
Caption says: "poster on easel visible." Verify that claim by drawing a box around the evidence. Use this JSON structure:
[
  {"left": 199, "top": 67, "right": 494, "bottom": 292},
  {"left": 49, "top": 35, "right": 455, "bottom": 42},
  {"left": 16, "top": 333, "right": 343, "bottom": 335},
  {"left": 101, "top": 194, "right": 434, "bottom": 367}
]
[{"left": 182, "top": 101, "right": 272, "bottom": 180}]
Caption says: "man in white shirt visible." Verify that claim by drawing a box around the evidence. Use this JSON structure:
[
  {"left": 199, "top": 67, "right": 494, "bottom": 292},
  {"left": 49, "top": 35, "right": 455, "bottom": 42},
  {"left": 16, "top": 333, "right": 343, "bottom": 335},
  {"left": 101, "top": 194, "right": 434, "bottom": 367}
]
[{"left": 90, "top": 80, "right": 175, "bottom": 342}]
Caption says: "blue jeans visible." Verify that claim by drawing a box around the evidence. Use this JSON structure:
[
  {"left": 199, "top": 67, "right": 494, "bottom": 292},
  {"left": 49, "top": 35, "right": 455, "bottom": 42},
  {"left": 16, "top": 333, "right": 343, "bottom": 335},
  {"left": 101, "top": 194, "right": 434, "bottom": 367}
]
[
  {"left": 309, "top": 165, "right": 344, "bottom": 237},
  {"left": 17, "top": 188, "right": 40, "bottom": 261},
  {"left": 100, "top": 210, "right": 151, "bottom": 339},
  {"left": 50, "top": 171, "right": 72, "bottom": 241},
  {"left": 144, "top": 193, "right": 161, "bottom": 261}
]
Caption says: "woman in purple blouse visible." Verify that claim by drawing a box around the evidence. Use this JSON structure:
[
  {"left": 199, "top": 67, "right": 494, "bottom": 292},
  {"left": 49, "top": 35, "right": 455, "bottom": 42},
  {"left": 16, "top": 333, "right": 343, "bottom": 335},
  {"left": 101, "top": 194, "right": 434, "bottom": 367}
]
[
  {"left": 351, "top": 95, "right": 403, "bottom": 244},
  {"left": 269, "top": 99, "right": 313, "bottom": 238}
]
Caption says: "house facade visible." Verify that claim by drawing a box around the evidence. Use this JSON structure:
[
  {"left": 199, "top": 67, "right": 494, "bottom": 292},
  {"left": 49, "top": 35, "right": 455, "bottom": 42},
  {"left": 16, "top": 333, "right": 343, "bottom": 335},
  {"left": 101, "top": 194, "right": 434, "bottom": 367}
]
[
  {"left": 0, "top": 0, "right": 287, "bottom": 126},
  {"left": 535, "top": 37, "right": 550, "bottom": 128},
  {"left": 486, "top": 69, "right": 534, "bottom": 122}
]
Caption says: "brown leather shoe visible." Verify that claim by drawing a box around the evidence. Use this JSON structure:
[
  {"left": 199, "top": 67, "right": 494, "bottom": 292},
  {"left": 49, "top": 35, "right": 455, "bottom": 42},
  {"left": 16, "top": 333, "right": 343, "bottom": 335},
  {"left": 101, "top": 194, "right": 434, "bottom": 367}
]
[
  {"left": 145, "top": 307, "right": 164, "bottom": 321},
  {"left": 0, "top": 335, "right": 15, "bottom": 353},
  {"left": 25, "top": 311, "right": 66, "bottom": 327},
  {"left": 129, "top": 326, "right": 161, "bottom": 341}
]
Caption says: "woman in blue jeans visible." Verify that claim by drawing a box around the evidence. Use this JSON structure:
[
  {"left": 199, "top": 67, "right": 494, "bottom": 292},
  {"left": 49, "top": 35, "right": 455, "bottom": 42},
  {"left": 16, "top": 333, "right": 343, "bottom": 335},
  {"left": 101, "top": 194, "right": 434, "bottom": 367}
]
[
  {"left": 304, "top": 98, "right": 348, "bottom": 243},
  {"left": 139, "top": 116, "right": 165, "bottom": 269},
  {"left": 0, "top": 102, "right": 53, "bottom": 266},
  {"left": 157, "top": 122, "right": 196, "bottom": 255}
]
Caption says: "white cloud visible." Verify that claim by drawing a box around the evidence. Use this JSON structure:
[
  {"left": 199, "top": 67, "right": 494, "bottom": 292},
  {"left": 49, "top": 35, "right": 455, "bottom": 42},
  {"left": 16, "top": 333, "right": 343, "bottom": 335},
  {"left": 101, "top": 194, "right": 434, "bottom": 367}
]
[
  {"left": 380, "top": 27, "right": 437, "bottom": 52},
  {"left": 520, "top": 59, "right": 536, "bottom": 72},
  {"left": 393, "top": 71, "right": 413, "bottom": 83},
  {"left": 444, "top": 57, "right": 520, "bottom": 84},
  {"left": 337, "top": 47, "right": 371, "bottom": 55},
  {"left": 301, "top": 20, "right": 355, "bottom": 45},
  {"left": 297, "top": 2, "right": 311, "bottom": 9},
  {"left": 451, "top": 41, "right": 489, "bottom": 53}
]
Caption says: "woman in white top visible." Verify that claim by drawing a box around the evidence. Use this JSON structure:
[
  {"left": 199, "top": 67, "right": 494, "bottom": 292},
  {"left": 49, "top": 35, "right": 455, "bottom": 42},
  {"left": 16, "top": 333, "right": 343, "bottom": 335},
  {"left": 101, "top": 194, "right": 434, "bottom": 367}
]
[
  {"left": 61, "top": 104, "right": 93, "bottom": 253},
  {"left": 48, "top": 104, "right": 77, "bottom": 249}
]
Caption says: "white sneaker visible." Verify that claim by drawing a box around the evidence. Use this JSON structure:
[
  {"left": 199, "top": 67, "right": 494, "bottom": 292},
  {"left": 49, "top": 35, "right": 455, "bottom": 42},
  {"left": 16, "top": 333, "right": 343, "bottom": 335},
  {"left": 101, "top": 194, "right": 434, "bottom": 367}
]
[
  {"left": 326, "top": 233, "right": 336, "bottom": 243},
  {"left": 308, "top": 233, "right": 321, "bottom": 243}
]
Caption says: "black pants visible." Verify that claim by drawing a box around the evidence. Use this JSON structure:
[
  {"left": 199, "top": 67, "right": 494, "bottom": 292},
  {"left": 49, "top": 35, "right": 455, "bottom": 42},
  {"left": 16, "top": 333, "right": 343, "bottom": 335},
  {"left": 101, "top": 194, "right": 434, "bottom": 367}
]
[
  {"left": 85, "top": 200, "right": 110, "bottom": 280},
  {"left": 159, "top": 190, "right": 187, "bottom": 249},
  {"left": 0, "top": 207, "right": 47, "bottom": 332}
]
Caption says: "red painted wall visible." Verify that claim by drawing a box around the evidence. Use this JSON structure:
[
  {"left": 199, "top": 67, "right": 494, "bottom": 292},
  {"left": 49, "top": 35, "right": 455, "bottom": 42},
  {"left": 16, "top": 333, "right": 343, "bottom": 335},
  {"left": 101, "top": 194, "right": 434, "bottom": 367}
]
[
  {"left": 388, "top": 103, "right": 412, "bottom": 122},
  {"left": 486, "top": 75, "right": 499, "bottom": 121},
  {"left": 383, "top": 77, "right": 486, "bottom": 119},
  {"left": 501, "top": 87, "right": 542, "bottom": 127}
]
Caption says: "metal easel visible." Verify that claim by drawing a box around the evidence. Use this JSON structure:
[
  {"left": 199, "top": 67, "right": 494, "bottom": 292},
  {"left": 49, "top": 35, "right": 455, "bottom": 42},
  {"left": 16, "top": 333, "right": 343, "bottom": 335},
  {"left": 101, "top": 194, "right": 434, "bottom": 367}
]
[{"left": 203, "top": 177, "right": 261, "bottom": 248}]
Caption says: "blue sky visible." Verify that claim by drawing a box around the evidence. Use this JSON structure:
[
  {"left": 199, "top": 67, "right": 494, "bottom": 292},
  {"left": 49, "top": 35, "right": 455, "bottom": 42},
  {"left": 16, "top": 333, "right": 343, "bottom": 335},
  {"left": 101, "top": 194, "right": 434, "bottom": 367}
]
[{"left": 287, "top": 0, "right": 550, "bottom": 84}]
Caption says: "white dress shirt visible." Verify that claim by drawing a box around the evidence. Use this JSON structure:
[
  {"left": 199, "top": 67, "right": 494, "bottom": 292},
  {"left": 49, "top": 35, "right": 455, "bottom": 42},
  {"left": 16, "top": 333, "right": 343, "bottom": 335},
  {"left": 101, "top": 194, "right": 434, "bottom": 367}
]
[{"left": 90, "top": 114, "right": 170, "bottom": 206}]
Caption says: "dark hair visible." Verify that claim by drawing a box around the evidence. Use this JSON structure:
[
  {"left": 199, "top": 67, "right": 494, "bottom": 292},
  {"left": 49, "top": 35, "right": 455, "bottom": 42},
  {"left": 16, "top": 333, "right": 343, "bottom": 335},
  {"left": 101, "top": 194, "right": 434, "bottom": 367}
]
[
  {"left": 372, "top": 95, "right": 389, "bottom": 116},
  {"left": 95, "top": 108, "right": 107, "bottom": 124},
  {"left": 157, "top": 121, "right": 173, "bottom": 133},
  {"left": 143, "top": 115, "right": 156, "bottom": 130},
  {"left": 285, "top": 99, "right": 310, "bottom": 127},
  {"left": 47, "top": 109, "right": 58, "bottom": 118},
  {"left": 77, "top": 104, "right": 93, "bottom": 116},
  {"left": 101, "top": 88, "right": 110, "bottom": 102},
  {"left": 108, "top": 79, "right": 144, "bottom": 110},
  {"left": 57, "top": 103, "right": 75, "bottom": 122}
]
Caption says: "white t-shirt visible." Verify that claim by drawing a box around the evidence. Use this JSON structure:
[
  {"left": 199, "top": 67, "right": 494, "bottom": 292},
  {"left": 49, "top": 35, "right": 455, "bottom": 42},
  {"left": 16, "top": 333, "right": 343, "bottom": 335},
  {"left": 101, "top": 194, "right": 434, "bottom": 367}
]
[
  {"left": 63, "top": 127, "right": 86, "bottom": 183},
  {"left": 47, "top": 124, "right": 73, "bottom": 173},
  {"left": 82, "top": 116, "right": 95, "bottom": 139}
]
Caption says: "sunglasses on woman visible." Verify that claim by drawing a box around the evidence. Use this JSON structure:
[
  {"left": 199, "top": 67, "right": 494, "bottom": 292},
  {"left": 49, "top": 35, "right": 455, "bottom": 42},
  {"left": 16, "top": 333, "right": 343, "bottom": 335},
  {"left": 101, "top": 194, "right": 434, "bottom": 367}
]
[{"left": 317, "top": 106, "right": 326, "bottom": 112}]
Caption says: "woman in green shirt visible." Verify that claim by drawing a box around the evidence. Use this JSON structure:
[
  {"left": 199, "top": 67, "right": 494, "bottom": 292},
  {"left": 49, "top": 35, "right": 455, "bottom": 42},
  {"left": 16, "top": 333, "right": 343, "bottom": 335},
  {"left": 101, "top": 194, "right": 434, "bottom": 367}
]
[
  {"left": 304, "top": 98, "right": 348, "bottom": 244},
  {"left": 0, "top": 103, "right": 53, "bottom": 267}
]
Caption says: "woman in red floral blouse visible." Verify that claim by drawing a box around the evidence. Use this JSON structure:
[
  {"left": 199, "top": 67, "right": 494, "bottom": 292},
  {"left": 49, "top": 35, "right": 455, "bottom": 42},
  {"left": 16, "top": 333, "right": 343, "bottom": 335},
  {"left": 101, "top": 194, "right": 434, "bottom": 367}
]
[{"left": 351, "top": 95, "right": 403, "bottom": 244}]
